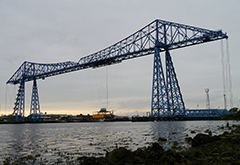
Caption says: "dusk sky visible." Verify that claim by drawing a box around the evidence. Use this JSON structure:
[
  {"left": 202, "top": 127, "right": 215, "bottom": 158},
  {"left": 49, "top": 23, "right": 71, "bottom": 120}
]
[{"left": 0, "top": 0, "right": 239, "bottom": 116}]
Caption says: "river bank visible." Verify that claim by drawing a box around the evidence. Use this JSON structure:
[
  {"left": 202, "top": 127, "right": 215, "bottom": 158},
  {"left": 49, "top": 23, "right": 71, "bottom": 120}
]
[
  {"left": 60, "top": 123, "right": 240, "bottom": 165},
  {"left": 1, "top": 121, "right": 240, "bottom": 164},
  {"left": 100, "top": 124, "right": 240, "bottom": 165},
  {"left": 65, "top": 124, "right": 240, "bottom": 165}
]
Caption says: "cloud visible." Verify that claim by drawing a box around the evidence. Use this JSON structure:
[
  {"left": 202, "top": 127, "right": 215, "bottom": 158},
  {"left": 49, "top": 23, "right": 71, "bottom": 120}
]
[{"left": 0, "top": 0, "right": 239, "bottom": 116}]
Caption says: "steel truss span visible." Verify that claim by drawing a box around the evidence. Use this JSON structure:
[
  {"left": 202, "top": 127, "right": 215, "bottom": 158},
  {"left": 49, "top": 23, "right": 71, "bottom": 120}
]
[{"left": 6, "top": 19, "right": 228, "bottom": 122}]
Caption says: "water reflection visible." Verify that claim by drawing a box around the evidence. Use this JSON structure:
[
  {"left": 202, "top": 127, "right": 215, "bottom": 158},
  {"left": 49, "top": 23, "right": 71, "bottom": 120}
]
[
  {"left": 3, "top": 124, "right": 41, "bottom": 159},
  {"left": 150, "top": 121, "right": 188, "bottom": 149},
  {"left": 150, "top": 120, "right": 240, "bottom": 150}
]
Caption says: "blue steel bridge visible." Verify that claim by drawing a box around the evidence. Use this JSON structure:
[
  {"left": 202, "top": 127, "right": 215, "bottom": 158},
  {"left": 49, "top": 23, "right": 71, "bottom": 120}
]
[{"left": 6, "top": 19, "right": 229, "bottom": 122}]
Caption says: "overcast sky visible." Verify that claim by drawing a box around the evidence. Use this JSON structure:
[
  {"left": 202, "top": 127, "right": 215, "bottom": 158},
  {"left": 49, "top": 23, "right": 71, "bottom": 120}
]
[{"left": 0, "top": 0, "right": 239, "bottom": 116}]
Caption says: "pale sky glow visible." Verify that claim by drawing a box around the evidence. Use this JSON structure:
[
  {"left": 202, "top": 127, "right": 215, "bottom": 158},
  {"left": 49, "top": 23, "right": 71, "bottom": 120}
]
[{"left": 0, "top": 0, "right": 239, "bottom": 116}]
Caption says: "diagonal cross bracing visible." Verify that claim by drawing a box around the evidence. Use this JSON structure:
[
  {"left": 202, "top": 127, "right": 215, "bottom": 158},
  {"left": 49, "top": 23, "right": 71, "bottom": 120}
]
[
  {"left": 7, "top": 19, "right": 227, "bottom": 85},
  {"left": 185, "top": 109, "right": 229, "bottom": 117},
  {"left": 29, "top": 79, "right": 41, "bottom": 122},
  {"left": 151, "top": 47, "right": 167, "bottom": 117},
  {"left": 7, "top": 61, "right": 78, "bottom": 84},
  {"left": 12, "top": 80, "right": 25, "bottom": 122},
  {"left": 165, "top": 51, "right": 185, "bottom": 117}
]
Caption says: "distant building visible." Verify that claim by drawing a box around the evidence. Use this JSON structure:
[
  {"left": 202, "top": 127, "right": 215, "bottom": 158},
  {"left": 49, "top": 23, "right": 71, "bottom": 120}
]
[{"left": 41, "top": 114, "right": 68, "bottom": 121}]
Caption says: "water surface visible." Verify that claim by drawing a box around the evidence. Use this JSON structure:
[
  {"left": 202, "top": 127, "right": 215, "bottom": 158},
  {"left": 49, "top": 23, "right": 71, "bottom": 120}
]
[{"left": 0, "top": 120, "right": 239, "bottom": 164}]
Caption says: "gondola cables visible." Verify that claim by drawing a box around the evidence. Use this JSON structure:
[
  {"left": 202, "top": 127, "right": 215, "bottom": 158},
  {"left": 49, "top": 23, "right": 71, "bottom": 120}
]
[{"left": 221, "top": 39, "right": 233, "bottom": 109}]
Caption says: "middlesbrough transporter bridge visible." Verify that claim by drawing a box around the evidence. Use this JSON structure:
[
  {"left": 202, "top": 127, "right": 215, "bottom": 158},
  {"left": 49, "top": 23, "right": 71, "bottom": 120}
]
[{"left": 6, "top": 19, "right": 229, "bottom": 122}]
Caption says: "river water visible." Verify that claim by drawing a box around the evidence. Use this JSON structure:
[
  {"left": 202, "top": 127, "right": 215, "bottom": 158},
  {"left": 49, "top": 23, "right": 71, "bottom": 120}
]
[{"left": 0, "top": 120, "right": 239, "bottom": 164}]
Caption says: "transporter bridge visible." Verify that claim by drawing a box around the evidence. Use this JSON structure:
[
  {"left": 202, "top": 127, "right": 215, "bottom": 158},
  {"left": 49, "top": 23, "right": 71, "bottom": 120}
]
[{"left": 6, "top": 19, "right": 228, "bottom": 122}]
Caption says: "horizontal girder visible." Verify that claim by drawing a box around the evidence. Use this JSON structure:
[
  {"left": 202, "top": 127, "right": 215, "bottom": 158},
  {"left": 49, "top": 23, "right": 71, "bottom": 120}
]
[
  {"left": 185, "top": 109, "right": 229, "bottom": 117},
  {"left": 7, "top": 19, "right": 228, "bottom": 84},
  {"left": 7, "top": 61, "right": 78, "bottom": 84}
]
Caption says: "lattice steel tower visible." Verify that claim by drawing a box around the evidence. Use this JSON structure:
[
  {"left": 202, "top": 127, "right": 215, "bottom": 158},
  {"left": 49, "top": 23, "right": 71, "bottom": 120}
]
[{"left": 29, "top": 79, "right": 41, "bottom": 122}]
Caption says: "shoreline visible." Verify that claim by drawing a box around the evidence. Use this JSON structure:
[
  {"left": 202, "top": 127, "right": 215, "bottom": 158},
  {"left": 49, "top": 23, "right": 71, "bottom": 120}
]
[
  {"left": 0, "top": 117, "right": 237, "bottom": 124},
  {"left": 59, "top": 123, "right": 240, "bottom": 164},
  {"left": 101, "top": 123, "right": 240, "bottom": 165},
  {"left": 1, "top": 122, "right": 240, "bottom": 164},
  {"left": 0, "top": 120, "right": 132, "bottom": 124}
]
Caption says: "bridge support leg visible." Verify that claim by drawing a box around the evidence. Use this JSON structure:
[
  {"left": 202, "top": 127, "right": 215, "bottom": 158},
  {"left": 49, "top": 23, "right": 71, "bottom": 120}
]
[
  {"left": 29, "top": 79, "right": 41, "bottom": 122},
  {"left": 165, "top": 51, "right": 185, "bottom": 117},
  {"left": 13, "top": 80, "right": 25, "bottom": 122},
  {"left": 151, "top": 47, "right": 167, "bottom": 117}
]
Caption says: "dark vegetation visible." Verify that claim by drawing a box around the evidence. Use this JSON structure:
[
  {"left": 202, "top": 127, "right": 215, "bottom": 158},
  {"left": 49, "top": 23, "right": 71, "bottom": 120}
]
[{"left": 222, "top": 107, "right": 240, "bottom": 120}]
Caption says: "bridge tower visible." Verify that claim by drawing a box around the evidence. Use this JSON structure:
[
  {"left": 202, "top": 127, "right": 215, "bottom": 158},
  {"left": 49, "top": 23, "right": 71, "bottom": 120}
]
[
  {"left": 165, "top": 51, "right": 185, "bottom": 117},
  {"left": 151, "top": 22, "right": 185, "bottom": 117},
  {"left": 12, "top": 80, "right": 25, "bottom": 122},
  {"left": 151, "top": 46, "right": 167, "bottom": 117},
  {"left": 12, "top": 79, "right": 41, "bottom": 122},
  {"left": 29, "top": 79, "right": 41, "bottom": 122}
]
